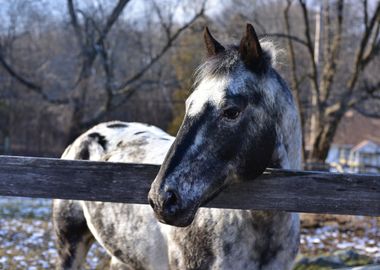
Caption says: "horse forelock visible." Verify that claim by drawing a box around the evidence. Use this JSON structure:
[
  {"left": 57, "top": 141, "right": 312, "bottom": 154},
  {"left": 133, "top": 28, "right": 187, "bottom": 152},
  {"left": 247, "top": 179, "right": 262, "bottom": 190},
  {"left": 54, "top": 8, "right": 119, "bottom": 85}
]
[
  {"left": 194, "top": 40, "right": 277, "bottom": 86},
  {"left": 187, "top": 41, "right": 281, "bottom": 118}
]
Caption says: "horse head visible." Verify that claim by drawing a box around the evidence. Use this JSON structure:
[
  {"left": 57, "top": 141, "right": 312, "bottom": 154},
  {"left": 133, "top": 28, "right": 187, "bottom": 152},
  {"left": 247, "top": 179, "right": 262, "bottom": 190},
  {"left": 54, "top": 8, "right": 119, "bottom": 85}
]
[{"left": 148, "top": 24, "right": 301, "bottom": 227}]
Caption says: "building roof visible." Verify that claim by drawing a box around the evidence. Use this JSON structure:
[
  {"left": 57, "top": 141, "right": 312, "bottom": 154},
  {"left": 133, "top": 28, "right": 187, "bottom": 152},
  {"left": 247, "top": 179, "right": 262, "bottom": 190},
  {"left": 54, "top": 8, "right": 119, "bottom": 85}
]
[
  {"left": 333, "top": 110, "right": 380, "bottom": 145},
  {"left": 351, "top": 140, "right": 378, "bottom": 152}
]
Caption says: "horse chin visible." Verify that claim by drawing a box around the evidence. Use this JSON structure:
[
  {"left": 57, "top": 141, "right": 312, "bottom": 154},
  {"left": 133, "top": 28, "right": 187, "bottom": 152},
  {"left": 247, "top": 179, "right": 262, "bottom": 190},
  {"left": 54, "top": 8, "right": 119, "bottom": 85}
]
[
  {"left": 155, "top": 206, "right": 198, "bottom": 227},
  {"left": 156, "top": 187, "right": 226, "bottom": 227}
]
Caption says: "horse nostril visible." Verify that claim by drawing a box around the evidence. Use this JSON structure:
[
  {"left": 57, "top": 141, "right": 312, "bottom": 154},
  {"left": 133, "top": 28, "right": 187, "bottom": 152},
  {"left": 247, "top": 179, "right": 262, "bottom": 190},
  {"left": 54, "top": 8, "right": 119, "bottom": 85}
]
[
  {"left": 148, "top": 197, "right": 155, "bottom": 210},
  {"left": 163, "top": 190, "right": 180, "bottom": 214}
]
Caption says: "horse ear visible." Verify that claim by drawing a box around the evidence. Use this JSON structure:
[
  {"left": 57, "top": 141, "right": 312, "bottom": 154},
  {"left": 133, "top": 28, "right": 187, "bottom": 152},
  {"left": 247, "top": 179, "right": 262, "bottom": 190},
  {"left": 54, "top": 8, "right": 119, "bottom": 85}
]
[
  {"left": 204, "top": 27, "right": 225, "bottom": 57},
  {"left": 239, "top": 24, "right": 263, "bottom": 71}
]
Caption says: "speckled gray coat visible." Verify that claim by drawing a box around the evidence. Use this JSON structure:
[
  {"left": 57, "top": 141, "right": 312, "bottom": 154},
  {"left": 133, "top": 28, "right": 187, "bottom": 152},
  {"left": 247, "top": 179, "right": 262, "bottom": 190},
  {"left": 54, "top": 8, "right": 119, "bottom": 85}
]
[
  {"left": 53, "top": 24, "right": 302, "bottom": 270},
  {"left": 53, "top": 120, "right": 300, "bottom": 270}
]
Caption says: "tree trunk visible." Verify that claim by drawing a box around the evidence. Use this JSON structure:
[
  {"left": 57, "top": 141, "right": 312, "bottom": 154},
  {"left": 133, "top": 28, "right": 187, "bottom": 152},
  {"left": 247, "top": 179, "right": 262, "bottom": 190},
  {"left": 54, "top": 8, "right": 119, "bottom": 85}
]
[
  {"left": 67, "top": 104, "right": 85, "bottom": 145},
  {"left": 309, "top": 111, "right": 345, "bottom": 162},
  {"left": 66, "top": 79, "right": 91, "bottom": 145}
]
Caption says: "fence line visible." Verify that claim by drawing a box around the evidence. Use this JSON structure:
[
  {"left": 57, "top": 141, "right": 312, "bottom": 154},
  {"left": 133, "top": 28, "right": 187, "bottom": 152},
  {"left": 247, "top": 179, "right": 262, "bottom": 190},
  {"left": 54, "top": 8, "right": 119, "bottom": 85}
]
[{"left": 0, "top": 155, "right": 379, "bottom": 216}]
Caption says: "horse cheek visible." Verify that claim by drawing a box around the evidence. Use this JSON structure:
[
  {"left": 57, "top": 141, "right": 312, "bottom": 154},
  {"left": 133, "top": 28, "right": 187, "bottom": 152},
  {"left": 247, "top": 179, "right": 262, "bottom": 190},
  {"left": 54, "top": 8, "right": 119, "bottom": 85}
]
[{"left": 240, "top": 125, "right": 276, "bottom": 180}]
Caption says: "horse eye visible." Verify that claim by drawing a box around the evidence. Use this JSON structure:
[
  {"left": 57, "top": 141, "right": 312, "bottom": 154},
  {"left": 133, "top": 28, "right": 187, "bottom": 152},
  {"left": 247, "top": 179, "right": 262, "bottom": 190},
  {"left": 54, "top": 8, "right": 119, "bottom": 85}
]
[{"left": 222, "top": 108, "right": 241, "bottom": 120}]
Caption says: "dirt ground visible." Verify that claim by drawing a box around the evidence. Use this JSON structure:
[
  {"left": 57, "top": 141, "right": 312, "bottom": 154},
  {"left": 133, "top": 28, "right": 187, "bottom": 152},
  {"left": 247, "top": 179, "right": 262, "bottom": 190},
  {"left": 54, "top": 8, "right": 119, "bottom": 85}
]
[{"left": 300, "top": 213, "right": 379, "bottom": 258}]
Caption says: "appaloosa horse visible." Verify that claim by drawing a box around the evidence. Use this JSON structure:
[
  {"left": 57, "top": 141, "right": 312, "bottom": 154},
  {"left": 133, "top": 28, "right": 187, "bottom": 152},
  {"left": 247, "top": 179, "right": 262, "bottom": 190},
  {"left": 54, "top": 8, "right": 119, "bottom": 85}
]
[{"left": 53, "top": 24, "right": 302, "bottom": 270}]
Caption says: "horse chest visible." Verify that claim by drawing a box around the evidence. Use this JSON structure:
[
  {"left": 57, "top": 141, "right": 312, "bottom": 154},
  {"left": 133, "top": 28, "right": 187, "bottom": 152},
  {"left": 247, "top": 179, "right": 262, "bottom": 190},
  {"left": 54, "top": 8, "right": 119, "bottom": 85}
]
[
  {"left": 166, "top": 209, "right": 298, "bottom": 270},
  {"left": 81, "top": 203, "right": 298, "bottom": 270}
]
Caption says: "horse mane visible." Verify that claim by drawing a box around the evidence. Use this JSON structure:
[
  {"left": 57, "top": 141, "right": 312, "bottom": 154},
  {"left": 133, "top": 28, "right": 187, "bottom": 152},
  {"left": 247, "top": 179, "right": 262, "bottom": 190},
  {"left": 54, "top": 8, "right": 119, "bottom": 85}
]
[{"left": 194, "top": 40, "right": 279, "bottom": 87}]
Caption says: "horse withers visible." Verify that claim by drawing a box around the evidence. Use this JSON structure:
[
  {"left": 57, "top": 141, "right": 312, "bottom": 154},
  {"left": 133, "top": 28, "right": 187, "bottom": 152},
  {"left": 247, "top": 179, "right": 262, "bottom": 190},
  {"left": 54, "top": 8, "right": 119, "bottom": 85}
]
[{"left": 53, "top": 24, "right": 302, "bottom": 270}]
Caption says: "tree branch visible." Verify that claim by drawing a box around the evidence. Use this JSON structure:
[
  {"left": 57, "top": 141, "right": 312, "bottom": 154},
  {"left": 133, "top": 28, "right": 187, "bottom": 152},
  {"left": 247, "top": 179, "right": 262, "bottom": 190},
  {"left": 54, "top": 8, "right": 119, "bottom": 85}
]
[
  {"left": 67, "top": 0, "right": 83, "bottom": 46},
  {"left": 361, "top": 22, "right": 380, "bottom": 67},
  {"left": 0, "top": 50, "right": 68, "bottom": 104},
  {"left": 354, "top": 107, "right": 380, "bottom": 118},
  {"left": 327, "top": 80, "right": 380, "bottom": 119},
  {"left": 283, "top": 0, "right": 306, "bottom": 160},
  {"left": 363, "top": 0, "right": 368, "bottom": 28},
  {"left": 81, "top": 1, "right": 206, "bottom": 127},
  {"left": 351, "top": 80, "right": 380, "bottom": 105},
  {"left": 151, "top": 0, "right": 173, "bottom": 40},
  {"left": 115, "top": 2, "right": 206, "bottom": 95},
  {"left": 81, "top": 79, "right": 167, "bottom": 128},
  {"left": 98, "top": 38, "right": 114, "bottom": 112},
  {"left": 260, "top": 33, "right": 308, "bottom": 47},
  {"left": 68, "top": 0, "right": 130, "bottom": 83},
  {"left": 283, "top": 1, "right": 303, "bottom": 114},
  {"left": 338, "top": 1, "right": 380, "bottom": 110},
  {"left": 0, "top": 52, "right": 41, "bottom": 92},
  {"left": 322, "top": 0, "right": 331, "bottom": 61},
  {"left": 298, "top": 0, "right": 320, "bottom": 98},
  {"left": 320, "top": 0, "right": 344, "bottom": 102},
  {"left": 350, "top": 2, "right": 380, "bottom": 85},
  {"left": 97, "top": 0, "right": 131, "bottom": 45}
]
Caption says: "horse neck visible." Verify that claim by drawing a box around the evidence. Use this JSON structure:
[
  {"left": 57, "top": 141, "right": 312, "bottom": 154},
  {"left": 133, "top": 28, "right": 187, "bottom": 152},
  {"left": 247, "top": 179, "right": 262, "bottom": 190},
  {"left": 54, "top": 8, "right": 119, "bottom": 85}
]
[
  {"left": 250, "top": 93, "right": 302, "bottom": 222},
  {"left": 272, "top": 105, "right": 302, "bottom": 171},
  {"left": 250, "top": 115, "right": 301, "bottom": 221}
]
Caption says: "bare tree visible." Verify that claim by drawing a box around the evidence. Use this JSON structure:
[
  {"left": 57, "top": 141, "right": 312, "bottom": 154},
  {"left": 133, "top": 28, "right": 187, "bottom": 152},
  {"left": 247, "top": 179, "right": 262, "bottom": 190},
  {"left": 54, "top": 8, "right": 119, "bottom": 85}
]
[
  {"left": 218, "top": 0, "right": 380, "bottom": 163},
  {"left": 284, "top": 0, "right": 380, "bottom": 162},
  {"left": 0, "top": 0, "right": 206, "bottom": 142}
]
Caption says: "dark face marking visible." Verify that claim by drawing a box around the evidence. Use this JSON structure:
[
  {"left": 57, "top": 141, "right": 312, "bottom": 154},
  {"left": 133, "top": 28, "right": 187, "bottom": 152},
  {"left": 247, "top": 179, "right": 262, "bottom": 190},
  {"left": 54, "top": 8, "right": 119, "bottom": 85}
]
[
  {"left": 107, "top": 123, "right": 129, "bottom": 128},
  {"left": 88, "top": 132, "right": 107, "bottom": 150},
  {"left": 134, "top": 131, "right": 147, "bottom": 136},
  {"left": 74, "top": 132, "right": 108, "bottom": 160},
  {"left": 158, "top": 104, "right": 212, "bottom": 179},
  {"left": 149, "top": 89, "right": 277, "bottom": 226},
  {"left": 77, "top": 144, "right": 90, "bottom": 160}
]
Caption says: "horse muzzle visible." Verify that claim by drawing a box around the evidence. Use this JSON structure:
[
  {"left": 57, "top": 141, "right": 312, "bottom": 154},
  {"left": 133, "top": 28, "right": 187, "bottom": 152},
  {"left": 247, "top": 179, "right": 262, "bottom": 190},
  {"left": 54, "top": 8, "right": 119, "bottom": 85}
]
[{"left": 148, "top": 187, "right": 197, "bottom": 227}]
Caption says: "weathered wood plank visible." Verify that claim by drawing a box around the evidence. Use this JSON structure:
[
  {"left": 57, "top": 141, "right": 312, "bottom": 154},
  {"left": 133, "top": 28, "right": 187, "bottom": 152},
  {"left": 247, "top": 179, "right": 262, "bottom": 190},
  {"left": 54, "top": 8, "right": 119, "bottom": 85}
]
[{"left": 0, "top": 155, "right": 379, "bottom": 216}]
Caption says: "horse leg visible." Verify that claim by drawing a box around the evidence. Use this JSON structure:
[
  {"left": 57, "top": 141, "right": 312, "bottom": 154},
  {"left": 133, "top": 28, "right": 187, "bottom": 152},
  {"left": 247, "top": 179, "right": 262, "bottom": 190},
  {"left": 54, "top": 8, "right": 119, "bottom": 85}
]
[
  {"left": 53, "top": 199, "right": 95, "bottom": 270},
  {"left": 110, "top": 257, "right": 133, "bottom": 270}
]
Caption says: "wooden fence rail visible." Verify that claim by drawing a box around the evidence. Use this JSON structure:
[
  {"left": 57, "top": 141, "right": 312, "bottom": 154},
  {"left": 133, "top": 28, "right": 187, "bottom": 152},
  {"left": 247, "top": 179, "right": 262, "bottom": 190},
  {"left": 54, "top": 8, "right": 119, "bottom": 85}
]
[{"left": 0, "top": 155, "right": 379, "bottom": 216}]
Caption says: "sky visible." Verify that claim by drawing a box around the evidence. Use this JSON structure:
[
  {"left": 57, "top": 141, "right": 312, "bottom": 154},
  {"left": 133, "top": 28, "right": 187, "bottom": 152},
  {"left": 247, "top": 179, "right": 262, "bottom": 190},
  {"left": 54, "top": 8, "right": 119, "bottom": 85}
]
[{"left": 0, "top": 0, "right": 226, "bottom": 32}]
